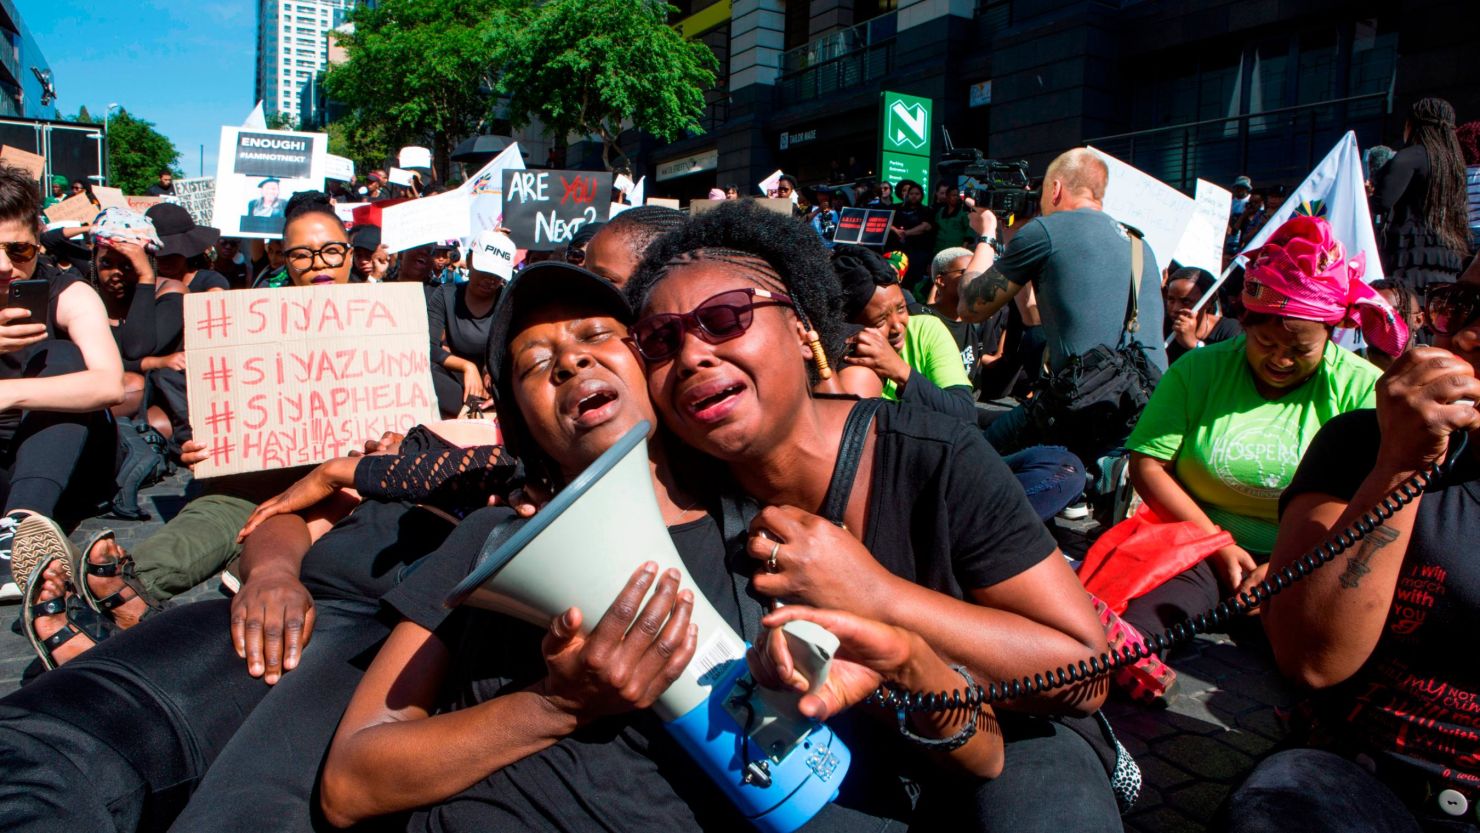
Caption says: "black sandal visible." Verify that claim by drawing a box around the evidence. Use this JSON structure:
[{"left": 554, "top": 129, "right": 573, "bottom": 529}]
[
  {"left": 70, "top": 530, "right": 166, "bottom": 623},
  {"left": 19, "top": 555, "right": 115, "bottom": 670}
]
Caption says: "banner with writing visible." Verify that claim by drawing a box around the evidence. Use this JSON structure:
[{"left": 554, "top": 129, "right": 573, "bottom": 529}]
[
  {"left": 0, "top": 146, "right": 45, "bottom": 181},
  {"left": 380, "top": 190, "right": 471, "bottom": 253},
  {"left": 184, "top": 283, "right": 438, "bottom": 477},
  {"left": 214, "top": 126, "right": 327, "bottom": 238},
  {"left": 501, "top": 169, "right": 612, "bottom": 249},
  {"left": 43, "top": 195, "right": 99, "bottom": 225},
  {"left": 833, "top": 207, "right": 894, "bottom": 246},
  {"left": 170, "top": 177, "right": 216, "bottom": 226},
  {"left": 1088, "top": 147, "right": 1195, "bottom": 271}
]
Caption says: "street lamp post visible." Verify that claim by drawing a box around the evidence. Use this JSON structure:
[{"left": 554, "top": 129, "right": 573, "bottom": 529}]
[{"left": 101, "top": 102, "right": 120, "bottom": 185}]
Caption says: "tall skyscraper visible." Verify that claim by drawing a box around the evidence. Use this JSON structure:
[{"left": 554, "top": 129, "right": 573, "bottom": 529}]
[{"left": 255, "top": 0, "right": 354, "bottom": 124}]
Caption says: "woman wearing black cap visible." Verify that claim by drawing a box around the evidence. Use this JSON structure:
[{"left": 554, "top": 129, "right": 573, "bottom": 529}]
[{"left": 143, "top": 202, "right": 231, "bottom": 293}]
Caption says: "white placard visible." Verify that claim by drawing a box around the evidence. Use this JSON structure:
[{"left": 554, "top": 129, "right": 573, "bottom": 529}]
[
  {"left": 1088, "top": 147, "right": 1195, "bottom": 274},
  {"left": 460, "top": 143, "right": 525, "bottom": 235},
  {"left": 380, "top": 190, "right": 471, "bottom": 253},
  {"left": 757, "top": 169, "right": 783, "bottom": 197},
  {"left": 1171, "top": 179, "right": 1233, "bottom": 276},
  {"left": 388, "top": 167, "right": 415, "bottom": 186},
  {"left": 211, "top": 126, "right": 328, "bottom": 239},
  {"left": 325, "top": 154, "right": 355, "bottom": 182}
]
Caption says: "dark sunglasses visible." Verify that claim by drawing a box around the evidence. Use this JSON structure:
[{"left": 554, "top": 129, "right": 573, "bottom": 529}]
[
  {"left": 1425, "top": 283, "right": 1480, "bottom": 335},
  {"left": 629, "top": 288, "right": 794, "bottom": 363},
  {"left": 0, "top": 241, "right": 39, "bottom": 263}
]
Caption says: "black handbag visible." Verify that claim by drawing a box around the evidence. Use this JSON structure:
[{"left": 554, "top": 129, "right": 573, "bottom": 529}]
[{"left": 1025, "top": 229, "right": 1162, "bottom": 462}]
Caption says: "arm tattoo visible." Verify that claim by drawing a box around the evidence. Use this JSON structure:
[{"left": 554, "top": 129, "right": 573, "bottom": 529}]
[
  {"left": 961, "top": 266, "right": 1013, "bottom": 311},
  {"left": 1338, "top": 524, "right": 1400, "bottom": 589}
]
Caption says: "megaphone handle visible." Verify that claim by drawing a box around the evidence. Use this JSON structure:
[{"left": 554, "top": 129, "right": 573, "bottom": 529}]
[{"left": 781, "top": 622, "right": 835, "bottom": 696}]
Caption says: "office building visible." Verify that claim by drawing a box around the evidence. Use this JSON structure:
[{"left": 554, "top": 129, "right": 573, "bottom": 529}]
[
  {"left": 256, "top": 0, "right": 354, "bottom": 124},
  {"left": 0, "top": 0, "right": 58, "bottom": 119}
]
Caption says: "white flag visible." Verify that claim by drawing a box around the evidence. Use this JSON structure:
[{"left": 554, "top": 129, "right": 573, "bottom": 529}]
[
  {"left": 241, "top": 102, "right": 267, "bottom": 129},
  {"left": 1240, "top": 131, "right": 1383, "bottom": 282},
  {"left": 629, "top": 176, "right": 646, "bottom": 208},
  {"left": 460, "top": 143, "right": 525, "bottom": 234}
]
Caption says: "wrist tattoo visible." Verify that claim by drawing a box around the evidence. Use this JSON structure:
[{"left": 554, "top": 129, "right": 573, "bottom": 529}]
[
  {"left": 961, "top": 267, "right": 1011, "bottom": 310},
  {"left": 1338, "top": 525, "right": 1400, "bottom": 589}
]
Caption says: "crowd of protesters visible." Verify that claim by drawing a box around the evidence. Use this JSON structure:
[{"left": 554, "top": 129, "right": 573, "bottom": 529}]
[{"left": 0, "top": 95, "right": 1474, "bottom": 833}]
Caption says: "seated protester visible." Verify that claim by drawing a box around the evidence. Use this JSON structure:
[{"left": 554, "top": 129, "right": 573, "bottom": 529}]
[
  {"left": 1164, "top": 266, "right": 1241, "bottom": 364},
  {"left": 247, "top": 236, "right": 288, "bottom": 288},
  {"left": 832, "top": 244, "right": 976, "bottom": 423},
  {"left": 0, "top": 163, "right": 125, "bottom": 602},
  {"left": 627, "top": 201, "right": 1129, "bottom": 829},
  {"left": 36, "top": 192, "right": 360, "bottom": 617},
  {"left": 1118, "top": 217, "right": 1403, "bottom": 696},
  {"left": 347, "top": 224, "right": 389, "bottom": 284},
  {"left": 212, "top": 237, "right": 251, "bottom": 289},
  {"left": 429, "top": 230, "right": 505, "bottom": 417},
  {"left": 88, "top": 208, "right": 187, "bottom": 429},
  {"left": 319, "top": 261, "right": 1003, "bottom": 831},
  {"left": 581, "top": 206, "right": 687, "bottom": 289},
  {"left": 40, "top": 223, "right": 93, "bottom": 280},
  {"left": 394, "top": 243, "right": 439, "bottom": 304},
  {"left": 1368, "top": 279, "right": 1427, "bottom": 370},
  {"left": 143, "top": 203, "right": 231, "bottom": 293},
  {"left": 919, "top": 246, "right": 1010, "bottom": 393},
  {"left": 1219, "top": 281, "right": 1480, "bottom": 833},
  {"left": 0, "top": 418, "right": 514, "bottom": 832}
]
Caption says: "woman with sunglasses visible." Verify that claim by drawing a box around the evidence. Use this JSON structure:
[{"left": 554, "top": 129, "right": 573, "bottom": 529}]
[
  {"left": 1218, "top": 265, "right": 1480, "bottom": 833},
  {"left": 626, "top": 200, "right": 1126, "bottom": 830},
  {"left": 0, "top": 163, "right": 124, "bottom": 603}
]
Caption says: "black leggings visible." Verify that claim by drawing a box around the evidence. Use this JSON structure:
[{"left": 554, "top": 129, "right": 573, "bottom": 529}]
[
  {"left": 0, "top": 339, "right": 119, "bottom": 520},
  {"left": 0, "top": 597, "right": 388, "bottom": 833},
  {"left": 430, "top": 362, "right": 465, "bottom": 418},
  {"left": 1120, "top": 558, "right": 1222, "bottom": 643}
]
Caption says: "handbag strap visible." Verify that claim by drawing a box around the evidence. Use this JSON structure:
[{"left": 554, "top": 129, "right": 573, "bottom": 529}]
[{"left": 819, "top": 398, "right": 883, "bottom": 526}]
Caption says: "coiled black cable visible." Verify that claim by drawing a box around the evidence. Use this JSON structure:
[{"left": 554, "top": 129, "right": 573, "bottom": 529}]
[{"left": 865, "top": 435, "right": 1467, "bottom": 714}]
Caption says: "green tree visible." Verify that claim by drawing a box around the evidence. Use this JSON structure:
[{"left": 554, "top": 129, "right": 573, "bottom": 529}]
[
  {"left": 104, "top": 110, "right": 181, "bottom": 193},
  {"left": 326, "top": 117, "right": 394, "bottom": 177},
  {"left": 267, "top": 112, "right": 299, "bottom": 131},
  {"left": 325, "top": 0, "right": 509, "bottom": 179},
  {"left": 492, "top": 0, "right": 717, "bottom": 170}
]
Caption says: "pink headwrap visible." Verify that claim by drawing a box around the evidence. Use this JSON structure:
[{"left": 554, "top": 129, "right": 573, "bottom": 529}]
[
  {"left": 1242, "top": 215, "right": 1408, "bottom": 356},
  {"left": 707, "top": 188, "right": 726, "bottom": 200}
]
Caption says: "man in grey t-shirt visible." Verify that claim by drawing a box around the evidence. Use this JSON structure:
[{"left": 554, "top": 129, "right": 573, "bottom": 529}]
[{"left": 957, "top": 148, "right": 1166, "bottom": 453}]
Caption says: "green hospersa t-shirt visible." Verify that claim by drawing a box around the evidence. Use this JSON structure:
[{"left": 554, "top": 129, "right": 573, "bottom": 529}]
[
  {"left": 1127, "top": 335, "right": 1380, "bottom": 553},
  {"left": 883, "top": 314, "right": 973, "bottom": 401}
]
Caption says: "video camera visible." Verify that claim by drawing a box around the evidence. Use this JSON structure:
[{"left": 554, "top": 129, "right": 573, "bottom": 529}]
[{"left": 938, "top": 128, "right": 1037, "bottom": 217}]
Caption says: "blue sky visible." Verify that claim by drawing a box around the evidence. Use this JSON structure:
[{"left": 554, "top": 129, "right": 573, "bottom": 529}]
[{"left": 19, "top": 0, "right": 257, "bottom": 177}]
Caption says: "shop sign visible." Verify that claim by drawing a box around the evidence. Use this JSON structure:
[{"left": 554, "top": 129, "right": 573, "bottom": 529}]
[
  {"left": 969, "top": 80, "right": 992, "bottom": 108},
  {"left": 778, "top": 128, "right": 817, "bottom": 151},
  {"left": 655, "top": 149, "right": 719, "bottom": 182}
]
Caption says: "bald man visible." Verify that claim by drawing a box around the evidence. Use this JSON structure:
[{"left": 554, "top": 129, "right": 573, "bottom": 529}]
[{"left": 956, "top": 148, "right": 1166, "bottom": 454}]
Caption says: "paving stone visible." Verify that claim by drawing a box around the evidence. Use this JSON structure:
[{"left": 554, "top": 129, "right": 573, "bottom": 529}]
[
  {"left": 1163, "top": 781, "right": 1231, "bottom": 820},
  {"left": 1152, "top": 734, "right": 1255, "bottom": 781},
  {"left": 1135, "top": 755, "right": 1198, "bottom": 791},
  {"left": 1125, "top": 805, "right": 1205, "bottom": 833},
  {"left": 1214, "top": 727, "right": 1280, "bottom": 757}
]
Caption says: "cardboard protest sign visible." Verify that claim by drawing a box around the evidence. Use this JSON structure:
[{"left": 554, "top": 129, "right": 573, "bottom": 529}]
[
  {"left": 501, "top": 169, "right": 612, "bottom": 250},
  {"left": 184, "top": 283, "right": 438, "bottom": 478},
  {"left": 753, "top": 198, "right": 795, "bottom": 217},
  {"left": 689, "top": 199, "right": 722, "bottom": 215},
  {"left": 126, "top": 195, "right": 162, "bottom": 213},
  {"left": 833, "top": 207, "right": 894, "bottom": 246},
  {"left": 0, "top": 146, "right": 45, "bottom": 181},
  {"left": 213, "top": 127, "right": 327, "bottom": 238},
  {"left": 380, "top": 190, "right": 472, "bottom": 253},
  {"left": 43, "top": 195, "right": 100, "bottom": 225},
  {"left": 1088, "top": 147, "right": 1195, "bottom": 272},
  {"left": 1171, "top": 179, "right": 1233, "bottom": 276},
  {"left": 170, "top": 177, "right": 216, "bottom": 226},
  {"left": 93, "top": 186, "right": 129, "bottom": 210},
  {"left": 645, "top": 198, "right": 680, "bottom": 209}
]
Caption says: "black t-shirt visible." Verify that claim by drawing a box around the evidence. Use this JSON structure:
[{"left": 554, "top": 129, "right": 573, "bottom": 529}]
[
  {"left": 381, "top": 401, "right": 1054, "bottom": 831},
  {"left": 429, "top": 283, "right": 496, "bottom": 369},
  {"left": 145, "top": 183, "right": 175, "bottom": 197},
  {"left": 298, "top": 500, "right": 459, "bottom": 604},
  {"left": 189, "top": 269, "right": 232, "bottom": 292},
  {"left": 1165, "top": 315, "right": 1242, "bottom": 364},
  {"left": 1279, "top": 410, "right": 1480, "bottom": 791},
  {"left": 913, "top": 302, "right": 1006, "bottom": 385}
]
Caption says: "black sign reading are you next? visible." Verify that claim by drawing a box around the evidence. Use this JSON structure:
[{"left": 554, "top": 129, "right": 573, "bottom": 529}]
[{"left": 234, "top": 131, "right": 313, "bottom": 179}]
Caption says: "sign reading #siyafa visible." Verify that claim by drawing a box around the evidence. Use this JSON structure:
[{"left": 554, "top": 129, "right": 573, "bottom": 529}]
[{"left": 501, "top": 169, "right": 613, "bottom": 250}]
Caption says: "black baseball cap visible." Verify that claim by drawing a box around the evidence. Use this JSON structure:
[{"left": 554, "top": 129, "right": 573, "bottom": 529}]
[
  {"left": 485, "top": 261, "right": 633, "bottom": 390},
  {"left": 350, "top": 224, "right": 381, "bottom": 251}
]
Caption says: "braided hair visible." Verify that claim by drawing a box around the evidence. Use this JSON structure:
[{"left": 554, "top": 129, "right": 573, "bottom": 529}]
[
  {"left": 1407, "top": 97, "right": 1470, "bottom": 255},
  {"left": 626, "top": 199, "right": 845, "bottom": 385}
]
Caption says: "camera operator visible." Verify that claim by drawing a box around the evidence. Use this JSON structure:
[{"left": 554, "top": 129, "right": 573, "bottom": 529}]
[{"left": 957, "top": 148, "right": 1167, "bottom": 454}]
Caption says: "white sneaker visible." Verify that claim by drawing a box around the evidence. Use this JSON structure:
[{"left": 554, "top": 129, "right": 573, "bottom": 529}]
[
  {"left": 0, "top": 511, "right": 28, "bottom": 603},
  {"left": 1058, "top": 502, "right": 1091, "bottom": 521}
]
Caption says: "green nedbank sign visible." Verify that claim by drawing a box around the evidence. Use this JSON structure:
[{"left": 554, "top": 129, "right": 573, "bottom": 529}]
[{"left": 880, "top": 91, "right": 932, "bottom": 192}]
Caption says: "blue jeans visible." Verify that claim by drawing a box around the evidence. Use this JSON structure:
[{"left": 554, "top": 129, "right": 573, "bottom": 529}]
[{"left": 1003, "top": 446, "right": 1087, "bottom": 521}]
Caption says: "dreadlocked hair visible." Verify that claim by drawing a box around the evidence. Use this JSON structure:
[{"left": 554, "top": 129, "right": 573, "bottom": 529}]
[
  {"left": 1407, "top": 97, "right": 1470, "bottom": 256},
  {"left": 625, "top": 199, "right": 845, "bottom": 385}
]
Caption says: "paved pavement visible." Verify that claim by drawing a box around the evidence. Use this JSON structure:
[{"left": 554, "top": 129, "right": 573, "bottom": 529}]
[{"left": 0, "top": 470, "right": 1297, "bottom": 832}]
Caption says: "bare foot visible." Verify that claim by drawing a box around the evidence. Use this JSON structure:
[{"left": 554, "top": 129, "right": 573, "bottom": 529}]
[
  {"left": 31, "top": 560, "right": 99, "bottom": 667},
  {"left": 85, "top": 537, "right": 152, "bottom": 629}
]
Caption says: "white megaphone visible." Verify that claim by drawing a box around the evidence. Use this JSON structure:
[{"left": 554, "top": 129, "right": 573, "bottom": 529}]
[{"left": 446, "top": 421, "right": 850, "bottom": 832}]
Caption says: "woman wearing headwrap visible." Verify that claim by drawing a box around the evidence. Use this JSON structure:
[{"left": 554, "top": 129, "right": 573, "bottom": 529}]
[{"left": 1112, "top": 215, "right": 1404, "bottom": 701}]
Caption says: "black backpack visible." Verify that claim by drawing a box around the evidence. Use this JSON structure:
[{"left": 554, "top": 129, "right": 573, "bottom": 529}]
[{"left": 112, "top": 417, "right": 172, "bottom": 521}]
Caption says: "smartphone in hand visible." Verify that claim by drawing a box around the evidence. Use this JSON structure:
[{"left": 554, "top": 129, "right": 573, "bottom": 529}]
[{"left": 7, "top": 279, "right": 49, "bottom": 326}]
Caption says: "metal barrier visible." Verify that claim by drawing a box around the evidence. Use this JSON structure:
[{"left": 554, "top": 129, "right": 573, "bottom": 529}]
[{"left": 0, "top": 116, "right": 104, "bottom": 186}]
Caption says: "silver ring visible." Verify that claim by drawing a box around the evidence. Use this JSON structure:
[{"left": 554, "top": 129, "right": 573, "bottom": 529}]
[{"left": 766, "top": 541, "right": 781, "bottom": 573}]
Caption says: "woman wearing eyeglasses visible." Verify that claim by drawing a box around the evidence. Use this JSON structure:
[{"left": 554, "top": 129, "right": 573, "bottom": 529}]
[
  {"left": 1219, "top": 263, "right": 1480, "bottom": 832},
  {"left": 0, "top": 163, "right": 125, "bottom": 603},
  {"left": 625, "top": 200, "right": 1128, "bottom": 830}
]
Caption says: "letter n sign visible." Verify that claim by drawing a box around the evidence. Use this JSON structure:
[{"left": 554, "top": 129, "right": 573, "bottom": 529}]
[{"left": 881, "top": 92, "right": 932, "bottom": 156}]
